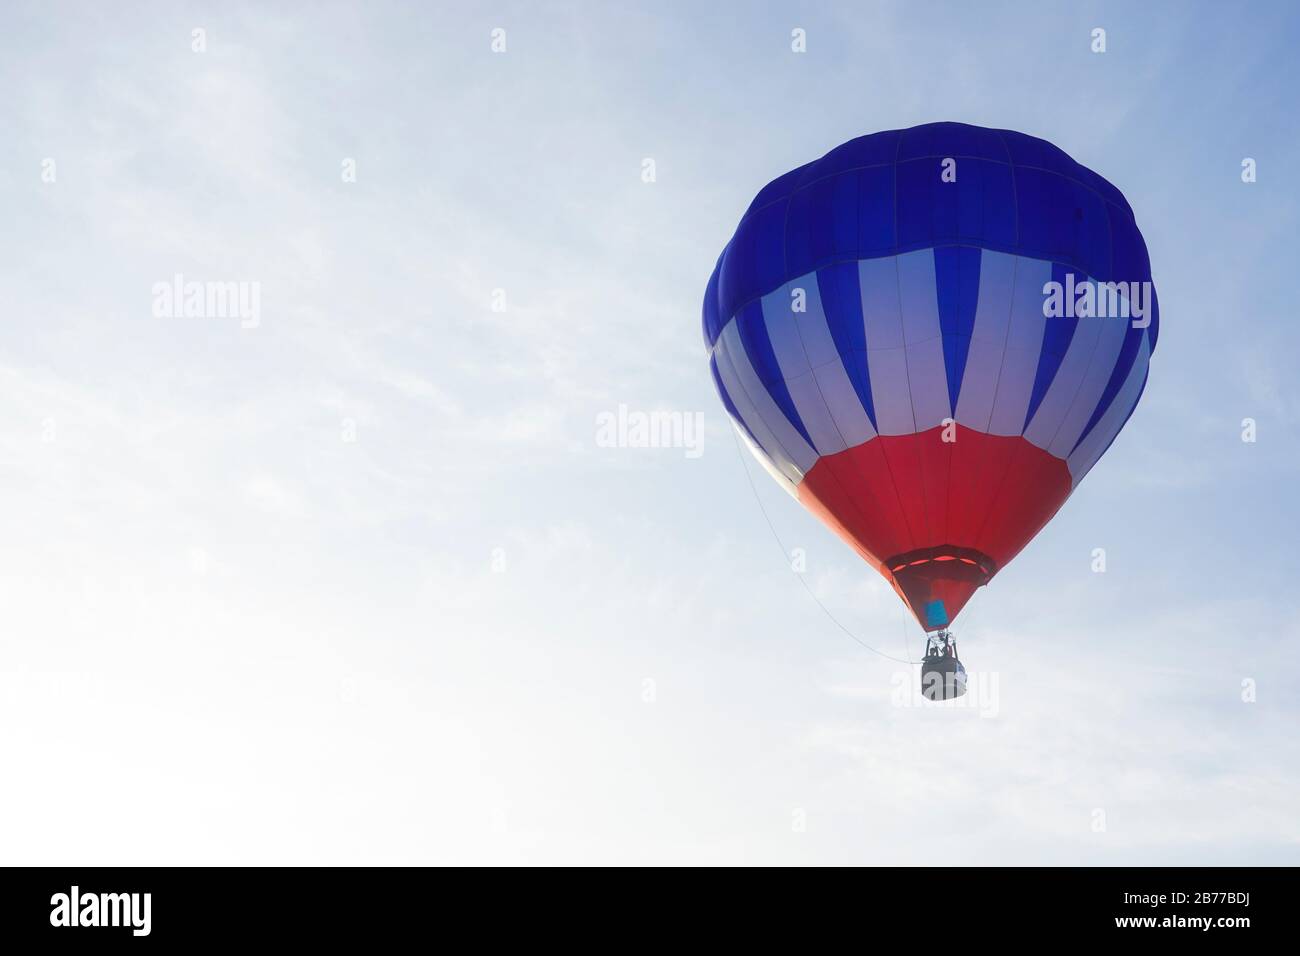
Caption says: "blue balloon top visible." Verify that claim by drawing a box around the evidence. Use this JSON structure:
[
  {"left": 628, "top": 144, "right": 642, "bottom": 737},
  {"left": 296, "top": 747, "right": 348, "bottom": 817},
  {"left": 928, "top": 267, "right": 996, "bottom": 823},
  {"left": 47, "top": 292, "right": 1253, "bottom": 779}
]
[{"left": 703, "top": 122, "right": 1157, "bottom": 354}]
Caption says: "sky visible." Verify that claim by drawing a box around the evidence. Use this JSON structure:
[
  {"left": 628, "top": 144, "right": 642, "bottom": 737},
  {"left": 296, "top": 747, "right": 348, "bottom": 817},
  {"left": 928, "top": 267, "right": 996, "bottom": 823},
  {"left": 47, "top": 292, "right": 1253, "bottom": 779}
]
[{"left": 0, "top": 1, "right": 1297, "bottom": 865}]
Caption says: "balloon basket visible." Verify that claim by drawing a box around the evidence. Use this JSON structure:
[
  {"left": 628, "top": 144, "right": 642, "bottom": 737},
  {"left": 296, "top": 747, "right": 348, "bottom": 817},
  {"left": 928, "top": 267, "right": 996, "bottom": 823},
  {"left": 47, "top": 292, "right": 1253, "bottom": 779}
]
[{"left": 920, "top": 628, "right": 967, "bottom": 701}]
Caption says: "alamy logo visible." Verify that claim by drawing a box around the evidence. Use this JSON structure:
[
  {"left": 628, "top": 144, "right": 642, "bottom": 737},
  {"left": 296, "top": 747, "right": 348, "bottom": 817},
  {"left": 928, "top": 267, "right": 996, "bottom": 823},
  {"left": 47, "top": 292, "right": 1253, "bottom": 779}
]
[
  {"left": 152, "top": 273, "right": 261, "bottom": 328},
  {"left": 49, "top": 885, "right": 151, "bottom": 937},
  {"left": 1042, "top": 272, "right": 1152, "bottom": 328},
  {"left": 595, "top": 404, "right": 704, "bottom": 459}
]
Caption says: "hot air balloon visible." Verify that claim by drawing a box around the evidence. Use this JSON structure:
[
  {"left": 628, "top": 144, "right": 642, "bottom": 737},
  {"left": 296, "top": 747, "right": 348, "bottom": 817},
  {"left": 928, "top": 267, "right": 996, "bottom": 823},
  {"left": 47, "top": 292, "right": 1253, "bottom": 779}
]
[{"left": 703, "top": 123, "right": 1158, "bottom": 699}]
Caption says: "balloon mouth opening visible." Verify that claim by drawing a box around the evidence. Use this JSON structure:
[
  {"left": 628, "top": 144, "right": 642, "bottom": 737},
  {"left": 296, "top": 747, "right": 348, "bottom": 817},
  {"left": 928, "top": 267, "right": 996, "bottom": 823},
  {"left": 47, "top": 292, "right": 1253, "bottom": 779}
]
[
  {"left": 885, "top": 545, "right": 997, "bottom": 579},
  {"left": 884, "top": 546, "right": 997, "bottom": 630}
]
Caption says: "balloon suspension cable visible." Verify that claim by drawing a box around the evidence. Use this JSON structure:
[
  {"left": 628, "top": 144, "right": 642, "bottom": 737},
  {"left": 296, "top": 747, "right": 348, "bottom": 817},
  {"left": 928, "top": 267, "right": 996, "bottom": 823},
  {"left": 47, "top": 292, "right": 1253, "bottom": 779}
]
[{"left": 729, "top": 426, "right": 920, "bottom": 665}]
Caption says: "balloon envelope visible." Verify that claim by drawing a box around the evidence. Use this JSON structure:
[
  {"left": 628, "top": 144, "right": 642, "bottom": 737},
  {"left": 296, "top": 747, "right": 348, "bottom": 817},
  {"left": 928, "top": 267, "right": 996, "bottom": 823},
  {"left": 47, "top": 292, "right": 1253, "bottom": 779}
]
[{"left": 703, "top": 122, "right": 1157, "bottom": 630}]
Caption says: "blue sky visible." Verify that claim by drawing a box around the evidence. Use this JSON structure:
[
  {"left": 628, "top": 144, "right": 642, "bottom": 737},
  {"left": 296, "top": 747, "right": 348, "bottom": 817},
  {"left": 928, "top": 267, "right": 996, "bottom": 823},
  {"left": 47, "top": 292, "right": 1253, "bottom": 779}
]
[{"left": 1, "top": 1, "right": 1297, "bottom": 863}]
